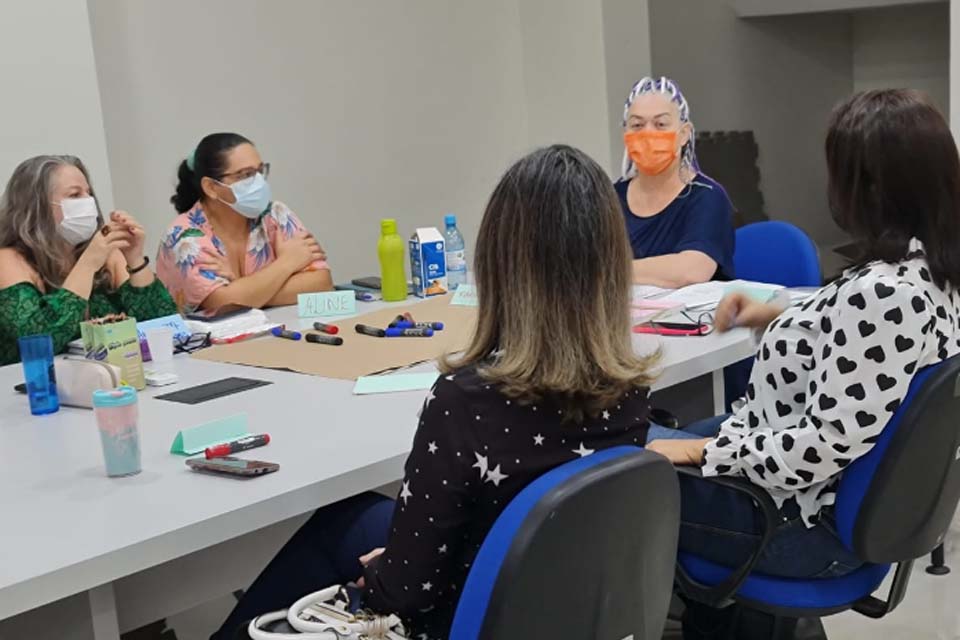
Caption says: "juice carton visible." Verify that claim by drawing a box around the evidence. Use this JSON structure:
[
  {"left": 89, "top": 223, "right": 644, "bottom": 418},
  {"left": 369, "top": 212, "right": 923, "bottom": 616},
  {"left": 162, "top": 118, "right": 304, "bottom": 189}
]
[{"left": 409, "top": 227, "right": 448, "bottom": 297}]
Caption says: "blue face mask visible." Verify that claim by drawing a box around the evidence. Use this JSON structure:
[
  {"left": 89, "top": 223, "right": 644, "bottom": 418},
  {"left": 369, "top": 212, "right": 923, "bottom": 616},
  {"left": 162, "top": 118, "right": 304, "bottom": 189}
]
[{"left": 219, "top": 173, "right": 272, "bottom": 219}]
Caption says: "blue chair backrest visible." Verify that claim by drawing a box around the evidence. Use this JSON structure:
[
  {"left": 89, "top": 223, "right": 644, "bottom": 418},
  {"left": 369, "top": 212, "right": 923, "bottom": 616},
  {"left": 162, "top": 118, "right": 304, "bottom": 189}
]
[
  {"left": 835, "top": 355, "right": 960, "bottom": 563},
  {"left": 734, "top": 221, "right": 821, "bottom": 287},
  {"left": 449, "top": 446, "right": 679, "bottom": 640}
]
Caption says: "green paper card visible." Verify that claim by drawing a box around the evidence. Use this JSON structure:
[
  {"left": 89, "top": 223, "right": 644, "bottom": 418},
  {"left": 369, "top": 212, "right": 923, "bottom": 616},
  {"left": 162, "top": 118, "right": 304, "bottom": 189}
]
[
  {"left": 450, "top": 284, "right": 478, "bottom": 307},
  {"left": 170, "top": 413, "right": 250, "bottom": 455},
  {"left": 298, "top": 291, "right": 357, "bottom": 318},
  {"left": 353, "top": 373, "right": 439, "bottom": 395}
]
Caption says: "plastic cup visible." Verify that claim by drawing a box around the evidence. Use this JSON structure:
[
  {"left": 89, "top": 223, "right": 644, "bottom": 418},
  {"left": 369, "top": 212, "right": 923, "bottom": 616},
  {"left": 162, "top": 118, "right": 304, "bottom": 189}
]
[
  {"left": 17, "top": 335, "right": 59, "bottom": 415},
  {"left": 92, "top": 386, "right": 141, "bottom": 477},
  {"left": 145, "top": 327, "right": 174, "bottom": 374}
]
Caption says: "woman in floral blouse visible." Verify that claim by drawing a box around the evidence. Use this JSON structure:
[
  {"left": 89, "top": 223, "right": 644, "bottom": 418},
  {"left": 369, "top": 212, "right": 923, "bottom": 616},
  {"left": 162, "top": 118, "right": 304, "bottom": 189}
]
[
  {"left": 0, "top": 155, "right": 176, "bottom": 366},
  {"left": 156, "top": 133, "right": 332, "bottom": 315}
]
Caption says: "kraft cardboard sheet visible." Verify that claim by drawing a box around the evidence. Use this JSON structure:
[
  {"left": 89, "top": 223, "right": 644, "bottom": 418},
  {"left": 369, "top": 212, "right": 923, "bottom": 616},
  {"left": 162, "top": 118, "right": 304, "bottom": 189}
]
[{"left": 191, "top": 296, "right": 477, "bottom": 380}]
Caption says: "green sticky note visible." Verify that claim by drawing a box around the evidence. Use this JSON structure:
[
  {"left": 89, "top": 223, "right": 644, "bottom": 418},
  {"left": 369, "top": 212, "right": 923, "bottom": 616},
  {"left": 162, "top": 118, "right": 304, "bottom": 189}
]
[
  {"left": 298, "top": 290, "right": 357, "bottom": 318},
  {"left": 170, "top": 413, "right": 250, "bottom": 455},
  {"left": 353, "top": 373, "right": 439, "bottom": 395},
  {"left": 450, "top": 284, "right": 478, "bottom": 307},
  {"left": 724, "top": 284, "right": 780, "bottom": 303}
]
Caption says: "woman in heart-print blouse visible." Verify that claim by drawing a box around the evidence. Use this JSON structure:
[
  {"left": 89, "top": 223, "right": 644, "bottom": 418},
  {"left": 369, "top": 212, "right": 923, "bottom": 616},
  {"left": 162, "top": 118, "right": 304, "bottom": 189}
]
[{"left": 647, "top": 89, "right": 960, "bottom": 633}]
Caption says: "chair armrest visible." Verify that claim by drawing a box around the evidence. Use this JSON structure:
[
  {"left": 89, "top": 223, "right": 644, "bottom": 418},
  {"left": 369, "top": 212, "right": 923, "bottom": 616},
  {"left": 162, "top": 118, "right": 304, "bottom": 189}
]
[{"left": 674, "top": 466, "right": 781, "bottom": 608}]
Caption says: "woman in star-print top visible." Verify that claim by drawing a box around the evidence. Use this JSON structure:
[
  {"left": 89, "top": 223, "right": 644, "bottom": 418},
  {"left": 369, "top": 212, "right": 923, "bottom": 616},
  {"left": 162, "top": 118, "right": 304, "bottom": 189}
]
[
  {"left": 212, "top": 145, "right": 656, "bottom": 640},
  {"left": 647, "top": 90, "right": 960, "bottom": 633}
]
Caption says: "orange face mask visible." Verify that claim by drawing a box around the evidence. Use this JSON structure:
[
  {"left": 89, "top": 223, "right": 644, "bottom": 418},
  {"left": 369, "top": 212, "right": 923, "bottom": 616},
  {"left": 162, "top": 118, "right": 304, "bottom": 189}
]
[{"left": 624, "top": 130, "right": 678, "bottom": 176}]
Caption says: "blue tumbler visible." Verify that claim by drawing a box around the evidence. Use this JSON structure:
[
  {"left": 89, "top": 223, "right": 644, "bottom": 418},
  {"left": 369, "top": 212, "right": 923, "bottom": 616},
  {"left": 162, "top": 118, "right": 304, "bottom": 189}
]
[{"left": 17, "top": 335, "right": 59, "bottom": 415}]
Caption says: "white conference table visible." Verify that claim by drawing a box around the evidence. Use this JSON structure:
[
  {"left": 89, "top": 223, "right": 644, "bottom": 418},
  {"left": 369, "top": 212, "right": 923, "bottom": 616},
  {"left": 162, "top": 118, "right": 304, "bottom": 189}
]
[{"left": 0, "top": 298, "right": 754, "bottom": 639}]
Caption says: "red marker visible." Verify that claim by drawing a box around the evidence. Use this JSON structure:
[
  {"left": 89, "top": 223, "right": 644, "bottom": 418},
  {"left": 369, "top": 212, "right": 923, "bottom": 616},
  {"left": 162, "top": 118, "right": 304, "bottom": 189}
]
[
  {"left": 313, "top": 322, "right": 339, "bottom": 335},
  {"left": 205, "top": 434, "right": 271, "bottom": 459}
]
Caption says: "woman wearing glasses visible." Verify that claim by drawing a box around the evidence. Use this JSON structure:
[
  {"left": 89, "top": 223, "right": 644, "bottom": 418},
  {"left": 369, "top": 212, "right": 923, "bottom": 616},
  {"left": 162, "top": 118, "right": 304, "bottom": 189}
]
[{"left": 156, "top": 133, "right": 332, "bottom": 314}]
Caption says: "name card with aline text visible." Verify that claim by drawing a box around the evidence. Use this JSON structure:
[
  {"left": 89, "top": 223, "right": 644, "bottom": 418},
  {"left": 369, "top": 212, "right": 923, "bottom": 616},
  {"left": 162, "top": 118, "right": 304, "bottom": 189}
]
[{"left": 297, "top": 290, "right": 357, "bottom": 318}]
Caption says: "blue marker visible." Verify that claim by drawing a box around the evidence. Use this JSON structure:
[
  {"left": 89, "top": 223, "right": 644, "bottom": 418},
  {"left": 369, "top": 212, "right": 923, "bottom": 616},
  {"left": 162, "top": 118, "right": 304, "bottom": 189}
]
[
  {"left": 272, "top": 327, "right": 302, "bottom": 341},
  {"left": 354, "top": 291, "right": 376, "bottom": 302},
  {"left": 385, "top": 327, "right": 434, "bottom": 338},
  {"left": 389, "top": 321, "right": 444, "bottom": 331}
]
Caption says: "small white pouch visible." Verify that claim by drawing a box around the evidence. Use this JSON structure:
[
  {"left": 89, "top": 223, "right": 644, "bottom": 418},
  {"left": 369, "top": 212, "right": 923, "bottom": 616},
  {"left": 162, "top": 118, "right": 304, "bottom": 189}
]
[{"left": 54, "top": 357, "right": 123, "bottom": 408}]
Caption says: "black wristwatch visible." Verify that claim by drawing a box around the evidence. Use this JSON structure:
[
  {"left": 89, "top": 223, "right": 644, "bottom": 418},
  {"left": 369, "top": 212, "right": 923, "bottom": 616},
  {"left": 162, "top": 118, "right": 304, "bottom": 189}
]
[{"left": 126, "top": 256, "right": 150, "bottom": 274}]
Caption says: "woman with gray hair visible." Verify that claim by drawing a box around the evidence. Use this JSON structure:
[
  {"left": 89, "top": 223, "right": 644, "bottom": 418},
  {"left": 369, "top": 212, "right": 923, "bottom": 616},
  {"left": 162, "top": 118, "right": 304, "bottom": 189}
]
[
  {"left": 0, "top": 155, "right": 176, "bottom": 365},
  {"left": 617, "top": 76, "right": 735, "bottom": 287}
]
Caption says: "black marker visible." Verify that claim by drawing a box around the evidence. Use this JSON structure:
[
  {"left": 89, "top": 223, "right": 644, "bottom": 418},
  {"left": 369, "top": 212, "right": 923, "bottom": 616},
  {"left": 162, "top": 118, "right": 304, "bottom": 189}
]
[
  {"left": 385, "top": 327, "right": 434, "bottom": 337},
  {"left": 312, "top": 322, "right": 339, "bottom": 335},
  {"left": 306, "top": 333, "right": 344, "bottom": 346},
  {"left": 355, "top": 323, "right": 386, "bottom": 337}
]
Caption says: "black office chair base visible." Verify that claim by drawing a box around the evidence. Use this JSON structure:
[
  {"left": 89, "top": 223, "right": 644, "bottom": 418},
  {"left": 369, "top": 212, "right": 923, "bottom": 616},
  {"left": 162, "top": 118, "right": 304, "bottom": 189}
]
[{"left": 925, "top": 543, "right": 950, "bottom": 575}]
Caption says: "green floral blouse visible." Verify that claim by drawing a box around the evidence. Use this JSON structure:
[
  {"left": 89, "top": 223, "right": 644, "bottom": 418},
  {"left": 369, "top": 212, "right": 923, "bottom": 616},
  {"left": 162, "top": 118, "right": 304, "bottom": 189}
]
[{"left": 0, "top": 279, "right": 178, "bottom": 366}]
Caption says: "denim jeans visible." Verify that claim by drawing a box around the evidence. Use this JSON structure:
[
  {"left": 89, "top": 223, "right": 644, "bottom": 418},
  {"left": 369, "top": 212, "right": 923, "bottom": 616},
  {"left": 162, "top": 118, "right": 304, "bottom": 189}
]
[{"left": 647, "top": 415, "right": 862, "bottom": 579}]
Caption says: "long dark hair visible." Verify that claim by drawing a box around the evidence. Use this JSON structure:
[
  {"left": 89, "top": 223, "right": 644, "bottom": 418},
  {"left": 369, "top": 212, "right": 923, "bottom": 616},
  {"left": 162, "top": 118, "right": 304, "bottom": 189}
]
[
  {"left": 444, "top": 144, "right": 657, "bottom": 422},
  {"left": 826, "top": 89, "right": 960, "bottom": 288},
  {"left": 171, "top": 132, "right": 252, "bottom": 213}
]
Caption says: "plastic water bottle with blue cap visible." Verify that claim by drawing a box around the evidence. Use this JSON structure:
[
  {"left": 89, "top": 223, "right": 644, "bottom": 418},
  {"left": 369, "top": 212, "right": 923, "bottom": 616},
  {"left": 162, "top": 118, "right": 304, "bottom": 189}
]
[{"left": 444, "top": 214, "right": 467, "bottom": 290}]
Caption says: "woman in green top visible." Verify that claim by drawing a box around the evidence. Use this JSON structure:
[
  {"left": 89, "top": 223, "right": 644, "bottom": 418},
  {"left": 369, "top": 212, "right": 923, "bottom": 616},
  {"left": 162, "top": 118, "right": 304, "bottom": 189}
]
[{"left": 0, "top": 155, "right": 177, "bottom": 366}]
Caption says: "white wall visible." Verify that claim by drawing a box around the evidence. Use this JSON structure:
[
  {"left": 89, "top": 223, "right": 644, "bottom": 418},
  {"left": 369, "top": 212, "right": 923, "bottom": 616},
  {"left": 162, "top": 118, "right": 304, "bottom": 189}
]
[
  {"left": 88, "top": 0, "right": 533, "bottom": 280},
  {"left": 88, "top": 0, "right": 626, "bottom": 281},
  {"left": 853, "top": 3, "right": 950, "bottom": 116},
  {"left": 517, "top": 0, "right": 612, "bottom": 168},
  {"left": 0, "top": 0, "right": 113, "bottom": 209},
  {"left": 601, "top": 0, "right": 653, "bottom": 173},
  {"left": 648, "top": 0, "right": 853, "bottom": 248}
]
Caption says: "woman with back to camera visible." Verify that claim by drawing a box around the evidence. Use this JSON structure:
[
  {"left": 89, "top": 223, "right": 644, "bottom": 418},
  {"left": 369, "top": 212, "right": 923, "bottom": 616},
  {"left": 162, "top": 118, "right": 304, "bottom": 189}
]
[
  {"left": 617, "top": 76, "right": 735, "bottom": 287},
  {"left": 211, "top": 144, "right": 657, "bottom": 640},
  {"left": 647, "top": 89, "right": 960, "bottom": 636},
  {"left": 0, "top": 155, "right": 176, "bottom": 365},
  {"left": 156, "top": 133, "right": 333, "bottom": 315}
]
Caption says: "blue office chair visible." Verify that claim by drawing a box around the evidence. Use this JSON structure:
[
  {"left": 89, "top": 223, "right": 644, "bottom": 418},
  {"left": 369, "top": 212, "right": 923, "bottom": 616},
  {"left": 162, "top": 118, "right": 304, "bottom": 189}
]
[
  {"left": 733, "top": 221, "right": 822, "bottom": 287},
  {"left": 725, "top": 222, "right": 823, "bottom": 411},
  {"left": 676, "top": 356, "right": 960, "bottom": 639},
  {"left": 450, "top": 446, "right": 680, "bottom": 640}
]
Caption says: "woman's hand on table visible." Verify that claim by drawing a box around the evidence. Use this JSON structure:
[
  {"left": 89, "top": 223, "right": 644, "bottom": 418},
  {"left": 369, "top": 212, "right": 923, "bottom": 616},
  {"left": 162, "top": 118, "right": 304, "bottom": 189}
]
[{"left": 715, "top": 292, "right": 784, "bottom": 332}]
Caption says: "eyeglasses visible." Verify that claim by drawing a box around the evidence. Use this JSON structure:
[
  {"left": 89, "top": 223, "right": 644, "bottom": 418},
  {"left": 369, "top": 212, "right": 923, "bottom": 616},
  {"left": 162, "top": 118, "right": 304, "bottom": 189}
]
[
  {"left": 217, "top": 162, "right": 270, "bottom": 183},
  {"left": 681, "top": 311, "right": 715, "bottom": 336},
  {"left": 174, "top": 332, "right": 211, "bottom": 354}
]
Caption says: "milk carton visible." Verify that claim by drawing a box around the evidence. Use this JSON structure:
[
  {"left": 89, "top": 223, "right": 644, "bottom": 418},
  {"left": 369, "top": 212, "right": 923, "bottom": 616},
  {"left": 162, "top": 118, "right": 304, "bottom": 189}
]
[{"left": 409, "top": 227, "right": 448, "bottom": 297}]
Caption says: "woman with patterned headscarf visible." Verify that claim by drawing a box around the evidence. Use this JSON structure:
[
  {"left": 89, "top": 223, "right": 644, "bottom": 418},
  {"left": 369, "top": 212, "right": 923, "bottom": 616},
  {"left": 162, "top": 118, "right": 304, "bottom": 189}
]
[{"left": 616, "top": 76, "right": 735, "bottom": 287}]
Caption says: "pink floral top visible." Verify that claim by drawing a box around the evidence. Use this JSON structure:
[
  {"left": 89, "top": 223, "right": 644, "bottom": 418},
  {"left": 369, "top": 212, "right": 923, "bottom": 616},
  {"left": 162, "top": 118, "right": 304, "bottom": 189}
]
[{"left": 156, "top": 201, "right": 328, "bottom": 313}]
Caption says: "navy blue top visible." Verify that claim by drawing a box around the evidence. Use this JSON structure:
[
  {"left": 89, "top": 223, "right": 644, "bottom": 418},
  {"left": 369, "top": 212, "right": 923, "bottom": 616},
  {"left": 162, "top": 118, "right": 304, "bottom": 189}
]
[{"left": 615, "top": 174, "right": 735, "bottom": 280}]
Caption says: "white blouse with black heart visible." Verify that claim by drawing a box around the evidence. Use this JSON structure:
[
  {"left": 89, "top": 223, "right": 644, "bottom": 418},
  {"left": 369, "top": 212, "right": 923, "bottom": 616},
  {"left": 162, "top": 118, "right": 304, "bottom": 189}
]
[{"left": 703, "top": 239, "right": 960, "bottom": 527}]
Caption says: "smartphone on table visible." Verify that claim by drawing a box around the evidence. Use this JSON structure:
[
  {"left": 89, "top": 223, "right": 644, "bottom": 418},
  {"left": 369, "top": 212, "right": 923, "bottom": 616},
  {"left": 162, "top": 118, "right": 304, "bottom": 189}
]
[{"left": 186, "top": 456, "right": 279, "bottom": 478}]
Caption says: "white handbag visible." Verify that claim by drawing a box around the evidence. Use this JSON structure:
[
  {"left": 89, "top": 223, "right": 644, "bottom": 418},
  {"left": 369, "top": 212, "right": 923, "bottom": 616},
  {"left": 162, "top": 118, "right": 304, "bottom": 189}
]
[{"left": 248, "top": 585, "right": 409, "bottom": 639}]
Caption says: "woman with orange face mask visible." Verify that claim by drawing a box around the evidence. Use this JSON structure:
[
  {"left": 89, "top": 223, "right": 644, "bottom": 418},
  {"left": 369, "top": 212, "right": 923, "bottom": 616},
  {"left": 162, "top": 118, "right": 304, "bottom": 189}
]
[{"left": 617, "top": 76, "right": 735, "bottom": 287}]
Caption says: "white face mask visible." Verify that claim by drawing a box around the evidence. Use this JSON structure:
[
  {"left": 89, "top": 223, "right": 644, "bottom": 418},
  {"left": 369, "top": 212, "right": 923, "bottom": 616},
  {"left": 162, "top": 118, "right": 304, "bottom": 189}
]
[{"left": 57, "top": 196, "right": 99, "bottom": 245}]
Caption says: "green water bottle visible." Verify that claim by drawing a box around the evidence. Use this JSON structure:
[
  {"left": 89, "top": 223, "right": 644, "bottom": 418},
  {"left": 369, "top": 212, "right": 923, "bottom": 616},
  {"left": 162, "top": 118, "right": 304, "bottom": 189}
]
[{"left": 378, "top": 218, "right": 407, "bottom": 301}]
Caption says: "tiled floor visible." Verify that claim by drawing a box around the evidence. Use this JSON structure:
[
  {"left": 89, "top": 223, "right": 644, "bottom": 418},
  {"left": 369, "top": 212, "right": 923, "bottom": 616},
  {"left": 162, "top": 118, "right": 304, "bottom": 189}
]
[{"left": 822, "top": 549, "right": 960, "bottom": 640}]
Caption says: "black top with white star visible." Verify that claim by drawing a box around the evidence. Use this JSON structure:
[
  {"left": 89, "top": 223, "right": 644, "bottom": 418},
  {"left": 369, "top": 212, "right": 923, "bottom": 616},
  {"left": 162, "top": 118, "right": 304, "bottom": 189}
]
[
  {"left": 703, "top": 239, "right": 960, "bottom": 526},
  {"left": 362, "top": 365, "right": 650, "bottom": 638}
]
